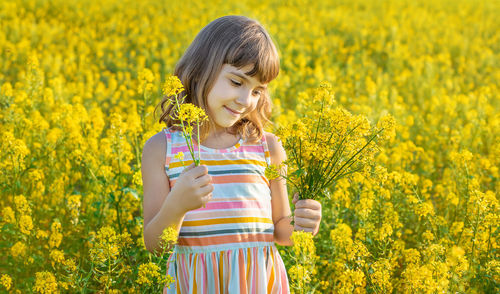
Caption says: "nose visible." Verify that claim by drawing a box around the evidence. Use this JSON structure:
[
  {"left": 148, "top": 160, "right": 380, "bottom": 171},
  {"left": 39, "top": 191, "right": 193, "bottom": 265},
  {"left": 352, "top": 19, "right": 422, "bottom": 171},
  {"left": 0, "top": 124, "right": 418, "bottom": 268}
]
[{"left": 235, "top": 89, "right": 253, "bottom": 108}]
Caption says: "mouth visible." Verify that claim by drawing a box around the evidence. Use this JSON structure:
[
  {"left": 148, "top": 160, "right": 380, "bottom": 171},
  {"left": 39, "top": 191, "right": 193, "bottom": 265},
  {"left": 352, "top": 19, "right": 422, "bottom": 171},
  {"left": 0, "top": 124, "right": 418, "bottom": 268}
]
[{"left": 224, "top": 106, "right": 243, "bottom": 116}]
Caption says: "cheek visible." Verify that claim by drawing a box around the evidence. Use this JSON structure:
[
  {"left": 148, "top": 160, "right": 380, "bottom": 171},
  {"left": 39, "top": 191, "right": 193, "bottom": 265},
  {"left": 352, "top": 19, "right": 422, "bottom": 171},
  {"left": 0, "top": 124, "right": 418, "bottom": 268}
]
[
  {"left": 250, "top": 99, "right": 262, "bottom": 112},
  {"left": 243, "top": 104, "right": 259, "bottom": 118}
]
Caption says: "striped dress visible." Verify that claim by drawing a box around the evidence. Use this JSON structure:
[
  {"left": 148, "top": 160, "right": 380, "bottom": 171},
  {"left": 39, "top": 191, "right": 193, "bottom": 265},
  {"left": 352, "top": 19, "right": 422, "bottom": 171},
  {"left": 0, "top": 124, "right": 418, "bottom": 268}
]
[{"left": 162, "top": 127, "right": 290, "bottom": 294}]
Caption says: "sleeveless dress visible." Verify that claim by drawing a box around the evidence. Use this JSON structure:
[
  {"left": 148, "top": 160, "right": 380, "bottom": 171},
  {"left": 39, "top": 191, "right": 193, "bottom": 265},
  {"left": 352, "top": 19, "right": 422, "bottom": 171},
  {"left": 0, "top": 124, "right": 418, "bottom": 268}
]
[{"left": 162, "top": 127, "right": 290, "bottom": 294}]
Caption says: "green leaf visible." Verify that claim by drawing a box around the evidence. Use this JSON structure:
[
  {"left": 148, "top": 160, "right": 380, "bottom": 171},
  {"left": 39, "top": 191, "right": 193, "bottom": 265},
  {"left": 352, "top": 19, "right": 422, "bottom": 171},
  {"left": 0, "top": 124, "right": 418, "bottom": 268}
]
[
  {"left": 122, "top": 187, "right": 139, "bottom": 200},
  {"left": 292, "top": 168, "right": 304, "bottom": 177}
]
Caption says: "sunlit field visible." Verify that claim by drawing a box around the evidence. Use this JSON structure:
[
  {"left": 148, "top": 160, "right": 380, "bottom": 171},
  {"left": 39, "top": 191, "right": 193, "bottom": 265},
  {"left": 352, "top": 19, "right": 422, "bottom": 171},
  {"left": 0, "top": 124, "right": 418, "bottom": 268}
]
[{"left": 1, "top": 0, "right": 498, "bottom": 292}]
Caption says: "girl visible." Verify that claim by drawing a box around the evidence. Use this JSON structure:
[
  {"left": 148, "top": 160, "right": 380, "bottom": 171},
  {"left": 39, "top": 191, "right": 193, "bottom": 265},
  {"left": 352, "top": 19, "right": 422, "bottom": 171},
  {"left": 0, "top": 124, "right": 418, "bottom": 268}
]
[{"left": 141, "top": 15, "right": 322, "bottom": 293}]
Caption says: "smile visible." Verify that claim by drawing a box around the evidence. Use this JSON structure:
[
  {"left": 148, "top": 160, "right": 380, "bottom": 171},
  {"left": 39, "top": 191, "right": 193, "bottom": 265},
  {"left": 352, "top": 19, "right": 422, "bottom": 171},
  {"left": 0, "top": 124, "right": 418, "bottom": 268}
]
[{"left": 224, "top": 106, "right": 242, "bottom": 116}]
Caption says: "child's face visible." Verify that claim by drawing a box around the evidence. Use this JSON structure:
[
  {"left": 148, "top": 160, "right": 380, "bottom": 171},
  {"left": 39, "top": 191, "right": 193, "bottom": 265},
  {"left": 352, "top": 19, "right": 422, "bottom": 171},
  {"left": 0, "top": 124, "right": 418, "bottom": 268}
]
[{"left": 206, "top": 63, "right": 268, "bottom": 131}]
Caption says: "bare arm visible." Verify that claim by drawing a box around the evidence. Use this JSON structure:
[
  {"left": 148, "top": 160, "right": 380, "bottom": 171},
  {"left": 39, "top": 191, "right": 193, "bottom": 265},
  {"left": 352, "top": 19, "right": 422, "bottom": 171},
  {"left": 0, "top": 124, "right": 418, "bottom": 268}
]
[
  {"left": 142, "top": 132, "right": 185, "bottom": 255},
  {"left": 267, "top": 133, "right": 294, "bottom": 246},
  {"left": 267, "top": 133, "right": 322, "bottom": 246},
  {"left": 142, "top": 132, "right": 214, "bottom": 255}
]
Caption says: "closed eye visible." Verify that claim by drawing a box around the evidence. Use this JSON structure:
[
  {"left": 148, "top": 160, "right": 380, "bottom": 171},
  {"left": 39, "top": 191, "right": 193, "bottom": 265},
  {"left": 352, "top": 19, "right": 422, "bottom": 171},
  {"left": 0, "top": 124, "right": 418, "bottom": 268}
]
[
  {"left": 230, "top": 78, "right": 262, "bottom": 97},
  {"left": 230, "top": 79, "right": 241, "bottom": 86}
]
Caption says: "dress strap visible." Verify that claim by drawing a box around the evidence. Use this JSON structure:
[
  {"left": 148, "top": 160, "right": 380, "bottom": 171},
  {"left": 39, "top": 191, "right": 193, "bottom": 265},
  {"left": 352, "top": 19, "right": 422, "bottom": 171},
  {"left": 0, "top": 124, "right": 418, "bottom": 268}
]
[
  {"left": 163, "top": 127, "right": 173, "bottom": 171},
  {"left": 261, "top": 132, "right": 272, "bottom": 166}
]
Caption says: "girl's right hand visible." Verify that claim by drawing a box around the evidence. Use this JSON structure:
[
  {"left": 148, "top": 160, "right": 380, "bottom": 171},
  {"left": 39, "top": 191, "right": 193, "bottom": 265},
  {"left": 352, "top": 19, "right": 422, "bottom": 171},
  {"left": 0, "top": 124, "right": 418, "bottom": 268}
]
[{"left": 170, "top": 163, "right": 214, "bottom": 213}]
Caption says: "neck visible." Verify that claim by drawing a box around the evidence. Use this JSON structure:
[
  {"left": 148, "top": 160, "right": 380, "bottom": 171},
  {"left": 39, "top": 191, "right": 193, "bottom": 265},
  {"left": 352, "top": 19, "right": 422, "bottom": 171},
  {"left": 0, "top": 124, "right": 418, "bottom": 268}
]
[{"left": 192, "top": 126, "right": 235, "bottom": 145}]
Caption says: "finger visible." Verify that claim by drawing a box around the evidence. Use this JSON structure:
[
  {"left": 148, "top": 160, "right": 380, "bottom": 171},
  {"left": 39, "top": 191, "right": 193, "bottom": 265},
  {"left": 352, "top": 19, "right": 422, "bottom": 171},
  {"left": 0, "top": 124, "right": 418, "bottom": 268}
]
[
  {"left": 201, "top": 193, "right": 213, "bottom": 203},
  {"left": 181, "top": 162, "right": 196, "bottom": 174},
  {"left": 199, "top": 183, "right": 214, "bottom": 195},
  {"left": 294, "top": 224, "right": 314, "bottom": 233},
  {"left": 190, "top": 165, "right": 209, "bottom": 178},
  {"left": 313, "top": 227, "right": 319, "bottom": 236},
  {"left": 294, "top": 217, "right": 318, "bottom": 229},
  {"left": 294, "top": 208, "right": 322, "bottom": 220},
  {"left": 292, "top": 192, "right": 299, "bottom": 205},
  {"left": 195, "top": 174, "right": 212, "bottom": 186},
  {"left": 295, "top": 199, "right": 321, "bottom": 210}
]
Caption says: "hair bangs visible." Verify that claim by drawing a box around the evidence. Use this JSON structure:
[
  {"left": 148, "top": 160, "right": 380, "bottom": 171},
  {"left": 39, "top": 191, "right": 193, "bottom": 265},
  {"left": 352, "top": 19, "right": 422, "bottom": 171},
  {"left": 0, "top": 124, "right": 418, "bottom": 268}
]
[{"left": 225, "top": 28, "right": 280, "bottom": 84}]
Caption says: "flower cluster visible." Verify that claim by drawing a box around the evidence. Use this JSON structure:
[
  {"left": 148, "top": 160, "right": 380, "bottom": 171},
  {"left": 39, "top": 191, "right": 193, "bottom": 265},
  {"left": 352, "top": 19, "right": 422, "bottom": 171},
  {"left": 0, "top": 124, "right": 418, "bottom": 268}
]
[
  {"left": 163, "top": 75, "right": 208, "bottom": 166},
  {"left": 287, "top": 231, "right": 318, "bottom": 293},
  {"left": 274, "top": 82, "right": 393, "bottom": 200}
]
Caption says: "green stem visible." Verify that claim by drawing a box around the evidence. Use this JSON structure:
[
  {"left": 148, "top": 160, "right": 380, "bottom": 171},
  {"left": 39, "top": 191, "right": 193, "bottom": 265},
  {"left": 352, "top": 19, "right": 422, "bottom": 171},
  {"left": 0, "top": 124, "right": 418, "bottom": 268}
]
[
  {"left": 172, "top": 93, "right": 197, "bottom": 165},
  {"left": 330, "top": 130, "right": 380, "bottom": 182},
  {"left": 197, "top": 120, "right": 201, "bottom": 165},
  {"left": 188, "top": 132, "right": 196, "bottom": 165}
]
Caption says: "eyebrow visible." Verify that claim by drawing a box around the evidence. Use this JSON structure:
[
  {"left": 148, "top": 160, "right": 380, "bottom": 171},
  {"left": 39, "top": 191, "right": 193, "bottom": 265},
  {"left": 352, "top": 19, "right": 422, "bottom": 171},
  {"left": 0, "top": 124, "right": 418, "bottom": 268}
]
[{"left": 229, "top": 71, "right": 268, "bottom": 90}]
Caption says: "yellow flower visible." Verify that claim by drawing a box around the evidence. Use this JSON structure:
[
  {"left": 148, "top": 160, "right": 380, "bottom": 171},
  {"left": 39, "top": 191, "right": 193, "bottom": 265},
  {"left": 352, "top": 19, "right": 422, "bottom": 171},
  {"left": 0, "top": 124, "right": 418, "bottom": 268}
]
[
  {"left": 288, "top": 264, "right": 311, "bottom": 289},
  {"left": 415, "top": 201, "right": 435, "bottom": 219},
  {"left": 446, "top": 246, "right": 468, "bottom": 275},
  {"left": 1, "top": 274, "right": 12, "bottom": 290},
  {"left": 66, "top": 194, "right": 81, "bottom": 224},
  {"left": 264, "top": 164, "right": 281, "bottom": 180},
  {"left": 119, "top": 231, "right": 133, "bottom": 248},
  {"left": 63, "top": 258, "right": 77, "bottom": 272},
  {"left": 49, "top": 221, "right": 62, "bottom": 249},
  {"left": 160, "top": 226, "right": 178, "bottom": 248},
  {"left": 177, "top": 103, "right": 208, "bottom": 125},
  {"left": 1, "top": 82, "right": 13, "bottom": 97},
  {"left": 89, "top": 226, "right": 121, "bottom": 265},
  {"left": 67, "top": 195, "right": 81, "bottom": 211},
  {"left": 449, "top": 149, "right": 473, "bottom": 165},
  {"left": 376, "top": 223, "right": 393, "bottom": 241},
  {"left": 14, "top": 195, "right": 31, "bottom": 215},
  {"left": 18, "top": 214, "right": 33, "bottom": 235},
  {"left": 46, "top": 128, "right": 63, "bottom": 145},
  {"left": 11, "top": 241, "right": 27, "bottom": 258},
  {"left": 290, "top": 231, "right": 316, "bottom": 259},
  {"left": 403, "top": 248, "right": 421, "bottom": 264},
  {"left": 136, "top": 262, "right": 161, "bottom": 285},
  {"left": 174, "top": 152, "right": 185, "bottom": 161},
  {"left": 132, "top": 169, "right": 143, "bottom": 187},
  {"left": 316, "top": 81, "right": 335, "bottom": 104},
  {"left": 33, "top": 271, "right": 58, "bottom": 294},
  {"left": 1, "top": 206, "right": 15, "bottom": 224},
  {"left": 422, "top": 230, "right": 434, "bottom": 242},
  {"left": 49, "top": 250, "right": 65, "bottom": 267},
  {"left": 370, "top": 259, "right": 393, "bottom": 293},
  {"left": 330, "top": 223, "right": 353, "bottom": 249},
  {"left": 289, "top": 231, "right": 317, "bottom": 293},
  {"left": 485, "top": 260, "right": 500, "bottom": 283},
  {"left": 162, "top": 75, "right": 184, "bottom": 97},
  {"left": 138, "top": 68, "right": 155, "bottom": 95},
  {"left": 36, "top": 229, "right": 49, "bottom": 240}
]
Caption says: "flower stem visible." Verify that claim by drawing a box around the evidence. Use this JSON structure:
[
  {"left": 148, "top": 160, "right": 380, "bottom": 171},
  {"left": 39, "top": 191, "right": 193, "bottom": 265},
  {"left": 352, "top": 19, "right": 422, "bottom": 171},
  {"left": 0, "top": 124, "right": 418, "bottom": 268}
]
[{"left": 197, "top": 120, "right": 201, "bottom": 165}]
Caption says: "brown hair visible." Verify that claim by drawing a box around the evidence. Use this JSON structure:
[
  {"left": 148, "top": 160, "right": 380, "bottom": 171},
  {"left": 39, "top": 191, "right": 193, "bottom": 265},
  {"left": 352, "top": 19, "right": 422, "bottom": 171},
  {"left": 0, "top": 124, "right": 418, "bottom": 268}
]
[{"left": 155, "top": 15, "right": 280, "bottom": 143}]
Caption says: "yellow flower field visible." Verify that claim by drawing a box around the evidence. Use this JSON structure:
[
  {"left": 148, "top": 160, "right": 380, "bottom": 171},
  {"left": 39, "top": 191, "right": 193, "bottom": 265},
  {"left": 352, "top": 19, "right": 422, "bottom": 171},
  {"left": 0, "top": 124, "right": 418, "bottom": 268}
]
[{"left": 0, "top": 0, "right": 498, "bottom": 293}]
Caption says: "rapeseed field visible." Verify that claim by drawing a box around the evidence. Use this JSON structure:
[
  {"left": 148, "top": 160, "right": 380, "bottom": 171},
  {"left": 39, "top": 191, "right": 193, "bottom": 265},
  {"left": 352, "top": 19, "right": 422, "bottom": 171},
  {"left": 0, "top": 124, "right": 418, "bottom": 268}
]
[{"left": 1, "top": 0, "right": 498, "bottom": 292}]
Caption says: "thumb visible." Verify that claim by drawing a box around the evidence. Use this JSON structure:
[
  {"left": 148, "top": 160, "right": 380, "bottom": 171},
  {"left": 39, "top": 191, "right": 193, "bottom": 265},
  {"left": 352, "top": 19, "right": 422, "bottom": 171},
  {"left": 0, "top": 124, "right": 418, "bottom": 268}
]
[
  {"left": 292, "top": 192, "right": 299, "bottom": 205},
  {"left": 181, "top": 162, "right": 196, "bottom": 174}
]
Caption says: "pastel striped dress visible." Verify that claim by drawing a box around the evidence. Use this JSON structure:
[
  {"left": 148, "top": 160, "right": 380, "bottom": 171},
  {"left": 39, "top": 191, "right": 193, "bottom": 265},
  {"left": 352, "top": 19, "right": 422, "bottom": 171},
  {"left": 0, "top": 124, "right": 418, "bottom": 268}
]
[{"left": 162, "top": 127, "right": 290, "bottom": 294}]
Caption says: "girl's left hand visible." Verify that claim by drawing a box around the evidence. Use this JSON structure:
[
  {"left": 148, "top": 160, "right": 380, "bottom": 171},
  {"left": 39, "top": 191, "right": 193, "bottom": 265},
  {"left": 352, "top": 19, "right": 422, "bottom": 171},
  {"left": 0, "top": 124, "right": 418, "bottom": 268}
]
[{"left": 292, "top": 192, "right": 322, "bottom": 236}]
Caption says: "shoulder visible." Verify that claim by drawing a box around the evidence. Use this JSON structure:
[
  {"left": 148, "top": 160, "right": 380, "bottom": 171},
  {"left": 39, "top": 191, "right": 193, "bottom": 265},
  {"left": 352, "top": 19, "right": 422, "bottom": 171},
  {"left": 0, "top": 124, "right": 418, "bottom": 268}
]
[
  {"left": 264, "top": 132, "right": 286, "bottom": 165},
  {"left": 141, "top": 129, "right": 168, "bottom": 167}
]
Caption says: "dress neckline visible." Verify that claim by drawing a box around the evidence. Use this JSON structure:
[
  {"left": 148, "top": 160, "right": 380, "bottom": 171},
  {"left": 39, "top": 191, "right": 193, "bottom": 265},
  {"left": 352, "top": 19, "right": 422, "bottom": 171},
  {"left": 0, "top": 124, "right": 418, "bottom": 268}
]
[
  {"left": 165, "top": 127, "right": 243, "bottom": 153},
  {"left": 195, "top": 136, "right": 243, "bottom": 153}
]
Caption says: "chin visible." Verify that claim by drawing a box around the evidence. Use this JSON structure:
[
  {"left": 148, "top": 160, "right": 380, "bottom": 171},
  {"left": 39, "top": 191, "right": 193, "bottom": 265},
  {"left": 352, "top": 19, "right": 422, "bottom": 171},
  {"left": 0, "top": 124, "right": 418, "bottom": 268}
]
[{"left": 213, "top": 119, "right": 238, "bottom": 129}]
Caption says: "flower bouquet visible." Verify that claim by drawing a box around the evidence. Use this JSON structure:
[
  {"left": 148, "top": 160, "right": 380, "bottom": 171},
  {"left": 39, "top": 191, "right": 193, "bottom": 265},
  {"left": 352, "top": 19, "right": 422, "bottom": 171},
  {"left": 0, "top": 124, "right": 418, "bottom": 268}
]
[{"left": 267, "top": 82, "right": 395, "bottom": 200}]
